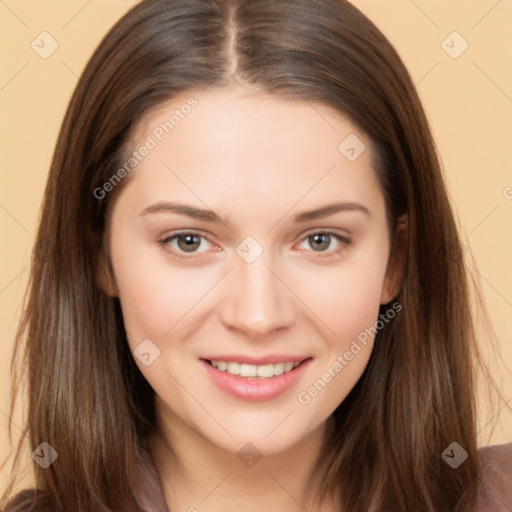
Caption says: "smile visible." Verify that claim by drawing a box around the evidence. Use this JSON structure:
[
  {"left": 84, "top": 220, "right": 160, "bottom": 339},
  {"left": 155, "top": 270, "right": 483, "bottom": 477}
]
[
  {"left": 208, "top": 360, "right": 300, "bottom": 379},
  {"left": 201, "top": 357, "right": 312, "bottom": 401}
]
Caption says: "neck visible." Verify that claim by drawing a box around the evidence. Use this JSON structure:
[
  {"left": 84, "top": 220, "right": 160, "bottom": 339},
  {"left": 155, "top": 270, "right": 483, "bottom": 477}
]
[{"left": 149, "top": 408, "right": 336, "bottom": 512}]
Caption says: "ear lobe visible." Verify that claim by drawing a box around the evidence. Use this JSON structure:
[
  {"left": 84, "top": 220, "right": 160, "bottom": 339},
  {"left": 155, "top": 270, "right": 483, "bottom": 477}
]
[
  {"left": 380, "top": 213, "right": 408, "bottom": 304},
  {"left": 96, "top": 252, "right": 118, "bottom": 298}
]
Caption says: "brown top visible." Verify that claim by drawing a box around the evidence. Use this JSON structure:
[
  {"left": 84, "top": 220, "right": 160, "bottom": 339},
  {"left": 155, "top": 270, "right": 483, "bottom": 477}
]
[
  {"left": 134, "top": 442, "right": 512, "bottom": 512},
  {"left": 134, "top": 442, "right": 171, "bottom": 512},
  {"left": 471, "top": 442, "right": 512, "bottom": 512}
]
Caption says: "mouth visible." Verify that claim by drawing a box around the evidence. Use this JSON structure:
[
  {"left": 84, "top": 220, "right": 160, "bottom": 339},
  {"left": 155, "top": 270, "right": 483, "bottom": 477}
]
[
  {"left": 205, "top": 359, "right": 304, "bottom": 379},
  {"left": 200, "top": 356, "right": 312, "bottom": 401}
]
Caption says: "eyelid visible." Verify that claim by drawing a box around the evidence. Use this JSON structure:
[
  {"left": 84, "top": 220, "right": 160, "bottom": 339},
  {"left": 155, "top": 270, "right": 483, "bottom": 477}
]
[
  {"left": 157, "top": 230, "right": 217, "bottom": 258},
  {"left": 157, "top": 228, "right": 351, "bottom": 259},
  {"left": 294, "top": 229, "right": 351, "bottom": 257},
  {"left": 299, "top": 227, "right": 351, "bottom": 243}
]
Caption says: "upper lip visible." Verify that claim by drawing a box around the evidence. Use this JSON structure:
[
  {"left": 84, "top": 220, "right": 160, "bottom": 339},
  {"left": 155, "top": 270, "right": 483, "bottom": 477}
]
[{"left": 201, "top": 355, "right": 312, "bottom": 365}]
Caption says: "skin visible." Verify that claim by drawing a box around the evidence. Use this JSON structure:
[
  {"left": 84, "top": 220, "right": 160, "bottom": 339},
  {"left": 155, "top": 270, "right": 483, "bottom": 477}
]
[{"left": 100, "top": 85, "right": 407, "bottom": 511}]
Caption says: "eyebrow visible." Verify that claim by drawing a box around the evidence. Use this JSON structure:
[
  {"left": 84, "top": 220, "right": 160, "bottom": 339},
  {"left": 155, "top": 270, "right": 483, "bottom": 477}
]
[{"left": 140, "top": 201, "right": 371, "bottom": 223}]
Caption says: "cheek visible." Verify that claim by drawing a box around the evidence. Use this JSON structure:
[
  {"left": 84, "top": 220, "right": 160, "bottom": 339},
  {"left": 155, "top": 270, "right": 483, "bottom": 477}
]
[
  {"left": 113, "top": 233, "right": 389, "bottom": 349},
  {"left": 110, "top": 236, "right": 213, "bottom": 348},
  {"left": 294, "top": 243, "right": 389, "bottom": 408},
  {"left": 303, "top": 245, "right": 389, "bottom": 345},
  {"left": 317, "top": 271, "right": 380, "bottom": 369}
]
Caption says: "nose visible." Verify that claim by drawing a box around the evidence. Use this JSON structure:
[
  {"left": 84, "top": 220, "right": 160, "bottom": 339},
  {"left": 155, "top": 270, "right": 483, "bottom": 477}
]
[{"left": 219, "top": 248, "right": 295, "bottom": 340}]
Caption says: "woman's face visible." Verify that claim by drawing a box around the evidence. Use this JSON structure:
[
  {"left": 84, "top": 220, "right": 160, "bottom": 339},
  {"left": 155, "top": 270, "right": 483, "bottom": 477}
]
[{"left": 104, "top": 86, "right": 403, "bottom": 454}]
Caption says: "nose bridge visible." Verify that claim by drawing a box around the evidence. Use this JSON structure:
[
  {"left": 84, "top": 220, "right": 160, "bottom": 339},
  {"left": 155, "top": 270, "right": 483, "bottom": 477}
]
[{"left": 220, "top": 241, "right": 294, "bottom": 336}]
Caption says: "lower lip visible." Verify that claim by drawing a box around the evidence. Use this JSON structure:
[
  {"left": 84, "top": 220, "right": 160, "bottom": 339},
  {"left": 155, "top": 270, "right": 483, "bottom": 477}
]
[{"left": 201, "top": 359, "right": 312, "bottom": 401}]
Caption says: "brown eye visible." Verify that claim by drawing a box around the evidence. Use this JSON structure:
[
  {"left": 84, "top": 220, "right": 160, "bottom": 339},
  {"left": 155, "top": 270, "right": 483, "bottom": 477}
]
[
  {"left": 308, "top": 233, "right": 332, "bottom": 251},
  {"left": 159, "top": 232, "right": 213, "bottom": 256},
  {"left": 297, "top": 230, "right": 350, "bottom": 257},
  {"left": 176, "top": 233, "right": 202, "bottom": 252}
]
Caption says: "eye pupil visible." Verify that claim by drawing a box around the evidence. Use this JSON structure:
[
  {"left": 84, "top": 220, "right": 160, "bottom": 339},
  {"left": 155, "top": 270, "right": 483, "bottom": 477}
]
[
  {"left": 178, "top": 234, "right": 200, "bottom": 252},
  {"left": 310, "top": 233, "right": 330, "bottom": 251}
]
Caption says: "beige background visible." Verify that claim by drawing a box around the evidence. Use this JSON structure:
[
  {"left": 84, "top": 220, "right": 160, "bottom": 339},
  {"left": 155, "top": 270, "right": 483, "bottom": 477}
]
[{"left": 1, "top": 0, "right": 511, "bottom": 487}]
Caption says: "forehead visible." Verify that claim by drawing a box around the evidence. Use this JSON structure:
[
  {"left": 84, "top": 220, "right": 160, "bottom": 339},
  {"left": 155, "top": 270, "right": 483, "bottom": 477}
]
[
  {"left": 133, "top": 86, "right": 365, "bottom": 163},
  {"left": 119, "top": 86, "right": 385, "bottom": 223}
]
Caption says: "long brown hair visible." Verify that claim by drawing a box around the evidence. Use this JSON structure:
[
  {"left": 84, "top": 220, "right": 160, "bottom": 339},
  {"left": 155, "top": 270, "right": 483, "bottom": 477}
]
[{"left": 1, "top": 0, "right": 508, "bottom": 510}]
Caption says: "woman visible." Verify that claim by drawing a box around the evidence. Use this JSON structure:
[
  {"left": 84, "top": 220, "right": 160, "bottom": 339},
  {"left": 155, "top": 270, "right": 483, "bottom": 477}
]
[{"left": 1, "top": 0, "right": 511, "bottom": 510}]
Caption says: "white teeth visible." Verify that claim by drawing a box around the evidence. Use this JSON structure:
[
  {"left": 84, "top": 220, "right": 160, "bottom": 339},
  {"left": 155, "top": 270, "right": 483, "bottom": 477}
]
[
  {"left": 256, "top": 364, "right": 274, "bottom": 378},
  {"left": 273, "top": 362, "right": 285, "bottom": 376},
  {"left": 239, "top": 364, "right": 257, "bottom": 377},
  {"left": 210, "top": 360, "right": 301, "bottom": 378},
  {"left": 227, "top": 362, "right": 240, "bottom": 375}
]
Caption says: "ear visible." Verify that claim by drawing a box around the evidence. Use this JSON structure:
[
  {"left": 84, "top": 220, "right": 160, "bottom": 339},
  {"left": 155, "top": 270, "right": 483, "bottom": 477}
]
[
  {"left": 380, "top": 213, "right": 408, "bottom": 304},
  {"left": 96, "top": 250, "right": 119, "bottom": 298}
]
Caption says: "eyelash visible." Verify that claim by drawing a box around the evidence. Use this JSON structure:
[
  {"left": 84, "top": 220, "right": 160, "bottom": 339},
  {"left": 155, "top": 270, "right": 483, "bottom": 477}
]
[{"left": 157, "top": 230, "right": 351, "bottom": 260}]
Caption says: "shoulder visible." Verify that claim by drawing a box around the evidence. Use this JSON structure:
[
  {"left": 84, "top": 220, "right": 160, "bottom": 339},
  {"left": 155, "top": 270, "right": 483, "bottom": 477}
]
[
  {"left": 134, "top": 441, "right": 170, "bottom": 512},
  {"left": 2, "top": 489, "right": 55, "bottom": 512},
  {"left": 472, "top": 442, "right": 512, "bottom": 512},
  {"left": 3, "top": 442, "right": 166, "bottom": 512}
]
